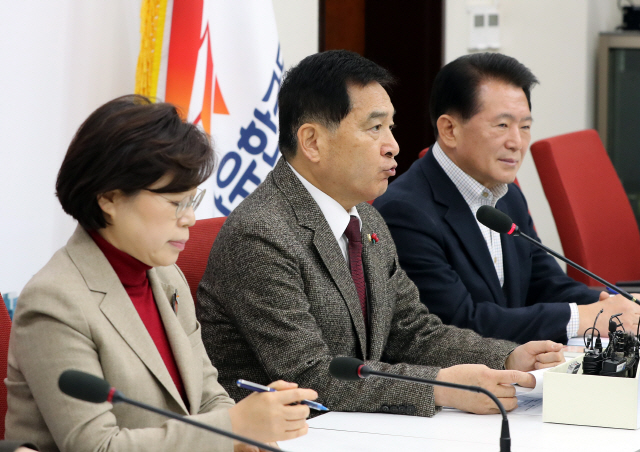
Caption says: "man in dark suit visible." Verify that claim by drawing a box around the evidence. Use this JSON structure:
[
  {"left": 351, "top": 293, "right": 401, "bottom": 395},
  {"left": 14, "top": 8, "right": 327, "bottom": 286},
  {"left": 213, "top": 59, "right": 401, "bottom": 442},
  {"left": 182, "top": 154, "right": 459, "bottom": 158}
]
[
  {"left": 198, "top": 50, "right": 564, "bottom": 417},
  {"left": 374, "top": 53, "right": 640, "bottom": 344}
]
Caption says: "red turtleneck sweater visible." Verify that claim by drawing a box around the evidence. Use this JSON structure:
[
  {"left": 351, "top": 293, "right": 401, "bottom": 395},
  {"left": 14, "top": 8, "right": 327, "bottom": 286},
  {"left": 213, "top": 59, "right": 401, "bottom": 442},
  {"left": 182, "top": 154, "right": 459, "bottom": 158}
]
[{"left": 89, "top": 230, "right": 187, "bottom": 403}]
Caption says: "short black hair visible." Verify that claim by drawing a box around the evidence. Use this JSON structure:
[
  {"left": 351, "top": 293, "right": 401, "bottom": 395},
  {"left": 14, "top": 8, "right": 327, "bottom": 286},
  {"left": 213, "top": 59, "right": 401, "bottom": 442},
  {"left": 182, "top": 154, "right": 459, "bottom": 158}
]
[
  {"left": 56, "top": 94, "right": 215, "bottom": 230},
  {"left": 429, "top": 52, "right": 539, "bottom": 137},
  {"left": 278, "top": 49, "right": 395, "bottom": 159}
]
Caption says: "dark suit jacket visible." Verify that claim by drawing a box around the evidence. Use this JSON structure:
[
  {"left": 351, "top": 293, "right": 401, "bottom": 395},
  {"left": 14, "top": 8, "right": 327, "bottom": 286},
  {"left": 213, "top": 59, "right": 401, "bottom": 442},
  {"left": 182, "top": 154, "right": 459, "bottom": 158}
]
[
  {"left": 197, "top": 158, "right": 516, "bottom": 418},
  {"left": 373, "top": 149, "right": 599, "bottom": 344}
]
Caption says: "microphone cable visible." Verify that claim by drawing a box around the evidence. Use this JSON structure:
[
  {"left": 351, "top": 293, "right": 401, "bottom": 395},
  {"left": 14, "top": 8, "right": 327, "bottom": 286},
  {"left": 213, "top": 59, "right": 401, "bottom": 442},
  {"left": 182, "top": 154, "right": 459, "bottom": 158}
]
[{"left": 582, "top": 309, "right": 604, "bottom": 375}]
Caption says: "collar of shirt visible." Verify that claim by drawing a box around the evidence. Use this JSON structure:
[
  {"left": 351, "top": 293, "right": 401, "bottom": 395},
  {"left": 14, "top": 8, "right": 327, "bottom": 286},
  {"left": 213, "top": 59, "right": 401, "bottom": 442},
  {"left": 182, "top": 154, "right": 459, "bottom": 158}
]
[
  {"left": 432, "top": 141, "right": 508, "bottom": 208},
  {"left": 287, "top": 161, "right": 361, "bottom": 242},
  {"left": 88, "top": 229, "right": 151, "bottom": 288}
]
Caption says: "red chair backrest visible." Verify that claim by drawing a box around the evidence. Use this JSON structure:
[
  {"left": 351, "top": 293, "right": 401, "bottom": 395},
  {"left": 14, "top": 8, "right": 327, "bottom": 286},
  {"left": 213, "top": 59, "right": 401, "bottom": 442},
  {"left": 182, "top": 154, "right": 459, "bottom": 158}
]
[
  {"left": 0, "top": 293, "right": 10, "bottom": 439},
  {"left": 530, "top": 129, "right": 640, "bottom": 285},
  {"left": 176, "top": 217, "right": 227, "bottom": 303}
]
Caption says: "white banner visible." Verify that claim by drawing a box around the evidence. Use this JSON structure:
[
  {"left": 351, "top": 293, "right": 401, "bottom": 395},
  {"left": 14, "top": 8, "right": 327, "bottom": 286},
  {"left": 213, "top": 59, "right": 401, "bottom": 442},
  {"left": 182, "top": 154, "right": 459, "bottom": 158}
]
[{"left": 136, "top": 0, "right": 283, "bottom": 217}]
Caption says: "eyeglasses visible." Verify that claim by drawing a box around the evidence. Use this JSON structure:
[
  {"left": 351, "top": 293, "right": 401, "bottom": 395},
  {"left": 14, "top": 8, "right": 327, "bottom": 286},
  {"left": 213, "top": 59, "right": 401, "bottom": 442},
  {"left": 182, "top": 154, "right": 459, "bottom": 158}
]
[{"left": 148, "top": 188, "right": 206, "bottom": 219}]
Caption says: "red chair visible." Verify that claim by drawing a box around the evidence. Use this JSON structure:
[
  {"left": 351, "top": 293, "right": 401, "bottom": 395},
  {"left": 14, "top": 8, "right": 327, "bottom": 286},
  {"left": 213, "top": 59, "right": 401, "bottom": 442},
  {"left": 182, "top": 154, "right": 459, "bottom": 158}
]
[
  {"left": 530, "top": 129, "right": 640, "bottom": 285},
  {"left": 1, "top": 293, "right": 11, "bottom": 439},
  {"left": 176, "top": 217, "right": 227, "bottom": 303}
]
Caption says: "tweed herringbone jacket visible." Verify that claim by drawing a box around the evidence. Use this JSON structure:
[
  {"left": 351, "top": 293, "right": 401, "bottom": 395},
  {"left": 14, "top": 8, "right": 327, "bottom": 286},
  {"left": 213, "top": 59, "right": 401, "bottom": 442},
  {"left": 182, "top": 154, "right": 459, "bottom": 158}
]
[{"left": 198, "top": 159, "right": 516, "bottom": 417}]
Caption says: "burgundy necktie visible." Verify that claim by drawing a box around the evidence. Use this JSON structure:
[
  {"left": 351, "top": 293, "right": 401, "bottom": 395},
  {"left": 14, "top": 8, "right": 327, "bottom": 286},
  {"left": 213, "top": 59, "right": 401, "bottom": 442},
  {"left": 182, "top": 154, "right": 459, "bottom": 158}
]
[{"left": 344, "top": 215, "right": 367, "bottom": 326}]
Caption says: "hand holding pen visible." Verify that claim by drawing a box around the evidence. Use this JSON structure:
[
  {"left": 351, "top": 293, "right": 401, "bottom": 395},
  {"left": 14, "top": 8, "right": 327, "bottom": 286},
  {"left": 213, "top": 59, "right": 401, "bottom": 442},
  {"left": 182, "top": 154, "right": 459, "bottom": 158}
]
[
  {"left": 237, "top": 379, "right": 329, "bottom": 411},
  {"left": 229, "top": 380, "right": 319, "bottom": 443}
]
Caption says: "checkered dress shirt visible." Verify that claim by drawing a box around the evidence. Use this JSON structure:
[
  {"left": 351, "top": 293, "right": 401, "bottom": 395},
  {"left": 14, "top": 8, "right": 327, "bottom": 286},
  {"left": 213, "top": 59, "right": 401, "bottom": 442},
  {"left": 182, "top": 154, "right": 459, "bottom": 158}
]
[
  {"left": 432, "top": 143, "right": 580, "bottom": 338},
  {"left": 433, "top": 142, "right": 507, "bottom": 286}
]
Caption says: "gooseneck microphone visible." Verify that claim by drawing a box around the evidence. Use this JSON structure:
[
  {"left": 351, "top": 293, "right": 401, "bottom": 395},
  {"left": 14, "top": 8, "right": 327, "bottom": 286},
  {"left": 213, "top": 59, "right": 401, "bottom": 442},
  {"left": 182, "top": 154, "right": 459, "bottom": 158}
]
[
  {"left": 58, "top": 370, "right": 283, "bottom": 452},
  {"left": 476, "top": 205, "right": 639, "bottom": 305},
  {"left": 329, "top": 357, "right": 511, "bottom": 452}
]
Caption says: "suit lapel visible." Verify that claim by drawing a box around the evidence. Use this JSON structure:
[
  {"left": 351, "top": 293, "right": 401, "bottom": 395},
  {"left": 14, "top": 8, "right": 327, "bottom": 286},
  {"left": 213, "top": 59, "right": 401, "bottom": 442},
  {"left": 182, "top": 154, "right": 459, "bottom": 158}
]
[
  {"left": 421, "top": 152, "right": 506, "bottom": 306},
  {"left": 98, "top": 289, "right": 187, "bottom": 412},
  {"left": 311, "top": 226, "right": 368, "bottom": 357},
  {"left": 272, "top": 160, "right": 368, "bottom": 358},
  {"left": 359, "top": 212, "right": 391, "bottom": 359},
  {"left": 497, "top": 197, "right": 521, "bottom": 305},
  {"left": 66, "top": 227, "right": 188, "bottom": 413},
  {"left": 149, "top": 271, "right": 200, "bottom": 414}
]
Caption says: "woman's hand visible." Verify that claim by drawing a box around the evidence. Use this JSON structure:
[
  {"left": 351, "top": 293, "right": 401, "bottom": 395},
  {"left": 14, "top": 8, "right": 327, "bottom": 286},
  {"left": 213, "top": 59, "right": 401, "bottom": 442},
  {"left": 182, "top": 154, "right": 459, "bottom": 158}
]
[
  {"left": 229, "top": 380, "right": 318, "bottom": 443},
  {"left": 233, "top": 441, "right": 280, "bottom": 451}
]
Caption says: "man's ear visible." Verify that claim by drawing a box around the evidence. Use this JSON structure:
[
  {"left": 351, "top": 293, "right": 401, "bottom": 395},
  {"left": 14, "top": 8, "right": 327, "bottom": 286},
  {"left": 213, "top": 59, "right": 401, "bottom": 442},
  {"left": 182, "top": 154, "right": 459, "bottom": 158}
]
[
  {"left": 296, "top": 123, "right": 324, "bottom": 163},
  {"left": 97, "top": 190, "right": 121, "bottom": 221},
  {"left": 436, "top": 114, "right": 459, "bottom": 149}
]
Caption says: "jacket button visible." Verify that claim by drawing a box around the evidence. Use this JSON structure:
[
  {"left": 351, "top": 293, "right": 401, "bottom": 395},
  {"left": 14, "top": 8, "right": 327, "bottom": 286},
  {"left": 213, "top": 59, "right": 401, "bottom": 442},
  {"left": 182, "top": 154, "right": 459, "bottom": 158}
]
[
  {"left": 381, "top": 405, "right": 389, "bottom": 413},
  {"left": 407, "top": 405, "right": 416, "bottom": 415},
  {"left": 390, "top": 405, "right": 398, "bottom": 414},
  {"left": 398, "top": 405, "right": 406, "bottom": 414}
]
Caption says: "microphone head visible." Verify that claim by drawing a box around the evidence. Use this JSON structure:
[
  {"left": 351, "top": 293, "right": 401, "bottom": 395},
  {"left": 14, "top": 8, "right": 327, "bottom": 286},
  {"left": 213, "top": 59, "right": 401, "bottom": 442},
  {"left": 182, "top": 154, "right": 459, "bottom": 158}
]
[
  {"left": 59, "top": 370, "right": 112, "bottom": 404},
  {"left": 476, "top": 206, "right": 516, "bottom": 234},
  {"left": 609, "top": 319, "right": 619, "bottom": 334},
  {"left": 329, "top": 357, "right": 368, "bottom": 381}
]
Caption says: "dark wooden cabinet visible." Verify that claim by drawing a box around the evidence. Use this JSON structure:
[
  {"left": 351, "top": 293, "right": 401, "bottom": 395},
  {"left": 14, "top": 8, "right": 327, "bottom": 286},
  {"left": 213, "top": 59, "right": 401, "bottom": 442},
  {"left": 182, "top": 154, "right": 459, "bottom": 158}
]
[{"left": 319, "top": 0, "right": 443, "bottom": 178}]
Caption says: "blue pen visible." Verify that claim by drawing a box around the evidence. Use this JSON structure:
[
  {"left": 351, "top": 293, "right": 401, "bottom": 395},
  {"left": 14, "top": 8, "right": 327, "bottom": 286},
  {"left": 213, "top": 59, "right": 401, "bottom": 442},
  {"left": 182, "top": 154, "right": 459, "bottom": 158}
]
[
  {"left": 605, "top": 286, "right": 619, "bottom": 295},
  {"left": 236, "top": 379, "right": 329, "bottom": 411}
]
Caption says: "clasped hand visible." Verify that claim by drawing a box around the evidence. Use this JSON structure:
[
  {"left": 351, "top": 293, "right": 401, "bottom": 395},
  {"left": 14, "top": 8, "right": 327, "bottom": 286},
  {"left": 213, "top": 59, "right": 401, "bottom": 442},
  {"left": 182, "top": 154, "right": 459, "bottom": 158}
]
[{"left": 435, "top": 340, "right": 564, "bottom": 414}]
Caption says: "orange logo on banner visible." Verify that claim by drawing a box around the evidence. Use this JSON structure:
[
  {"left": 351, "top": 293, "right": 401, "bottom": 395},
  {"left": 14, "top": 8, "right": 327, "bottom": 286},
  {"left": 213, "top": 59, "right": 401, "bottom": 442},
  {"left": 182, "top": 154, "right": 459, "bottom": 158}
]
[{"left": 165, "top": 0, "right": 228, "bottom": 133}]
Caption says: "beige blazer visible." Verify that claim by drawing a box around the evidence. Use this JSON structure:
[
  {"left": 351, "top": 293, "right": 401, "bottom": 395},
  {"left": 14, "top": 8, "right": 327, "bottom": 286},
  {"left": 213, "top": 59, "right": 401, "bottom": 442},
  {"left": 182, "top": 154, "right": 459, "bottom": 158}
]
[{"left": 5, "top": 227, "right": 235, "bottom": 452}]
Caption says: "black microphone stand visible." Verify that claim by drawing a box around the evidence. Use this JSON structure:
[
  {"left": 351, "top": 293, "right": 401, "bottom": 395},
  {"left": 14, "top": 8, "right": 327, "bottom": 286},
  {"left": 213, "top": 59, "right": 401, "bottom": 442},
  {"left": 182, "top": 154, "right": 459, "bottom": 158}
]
[
  {"left": 59, "top": 369, "right": 286, "bottom": 451},
  {"left": 359, "top": 367, "right": 511, "bottom": 452},
  {"left": 511, "top": 228, "right": 638, "bottom": 304},
  {"left": 109, "top": 390, "right": 283, "bottom": 452},
  {"left": 476, "top": 205, "right": 639, "bottom": 305}
]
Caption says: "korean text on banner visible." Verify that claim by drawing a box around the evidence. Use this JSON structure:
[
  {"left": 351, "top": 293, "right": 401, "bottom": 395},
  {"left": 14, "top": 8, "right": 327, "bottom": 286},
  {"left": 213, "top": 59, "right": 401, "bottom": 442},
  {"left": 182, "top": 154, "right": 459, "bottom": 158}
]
[{"left": 135, "top": 0, "right": 283, "bottom": 218}]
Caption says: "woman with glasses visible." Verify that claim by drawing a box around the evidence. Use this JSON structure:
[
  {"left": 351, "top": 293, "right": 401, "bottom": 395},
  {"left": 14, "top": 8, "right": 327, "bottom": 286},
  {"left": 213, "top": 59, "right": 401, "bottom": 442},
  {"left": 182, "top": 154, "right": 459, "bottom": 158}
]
[{"left": 5, "top": 95, "right": 316, "bottom": 452}]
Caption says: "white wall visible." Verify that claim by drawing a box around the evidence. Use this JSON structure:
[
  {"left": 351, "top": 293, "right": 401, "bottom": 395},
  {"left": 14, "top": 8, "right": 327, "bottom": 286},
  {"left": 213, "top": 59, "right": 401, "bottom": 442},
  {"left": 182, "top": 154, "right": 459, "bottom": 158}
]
[
  {"left": 0, "top": 0, "right": 618, "bottom": 293},
  {"left": 444, "top": 0, "right": 621, "bottom": 267},
  {"left": 0, "top": 0, "right": 318, "bottom": 295},
  {"left": 272, "top": 0, "right": 319, "bottom": 70},
  {"left": 0, "top": 0, "right": 141, "bottom": 294}
]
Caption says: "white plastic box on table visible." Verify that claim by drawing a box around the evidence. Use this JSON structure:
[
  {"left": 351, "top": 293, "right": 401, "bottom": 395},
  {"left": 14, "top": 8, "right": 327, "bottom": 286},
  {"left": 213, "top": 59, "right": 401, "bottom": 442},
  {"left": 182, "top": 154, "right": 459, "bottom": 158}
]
[{"left": 543, "top": 354, "right": 640, "bottom": 429}]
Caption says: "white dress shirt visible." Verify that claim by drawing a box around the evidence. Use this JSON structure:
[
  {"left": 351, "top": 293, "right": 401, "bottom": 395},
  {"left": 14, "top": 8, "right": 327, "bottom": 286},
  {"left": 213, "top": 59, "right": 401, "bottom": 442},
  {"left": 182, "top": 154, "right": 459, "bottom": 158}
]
[
  {"left": 288, "top": 162, "right": 360, "bottom": 263},
  {"left": 433, "top": 142, "right": 507, "bottom": 286}
]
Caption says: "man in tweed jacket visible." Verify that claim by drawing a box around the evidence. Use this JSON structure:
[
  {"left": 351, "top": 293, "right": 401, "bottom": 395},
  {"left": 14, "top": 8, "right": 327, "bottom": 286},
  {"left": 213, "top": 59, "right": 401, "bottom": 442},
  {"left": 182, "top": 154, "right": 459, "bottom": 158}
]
[{"left": 198, "top": 50, "right": 564, "bottom": 417}]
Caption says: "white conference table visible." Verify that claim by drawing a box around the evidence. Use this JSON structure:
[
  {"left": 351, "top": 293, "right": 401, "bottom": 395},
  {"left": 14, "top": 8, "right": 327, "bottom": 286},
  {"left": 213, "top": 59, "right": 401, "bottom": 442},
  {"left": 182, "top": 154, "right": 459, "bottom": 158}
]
[{"left": 281, "top": 408, "right": 640, "bottom": 451}]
